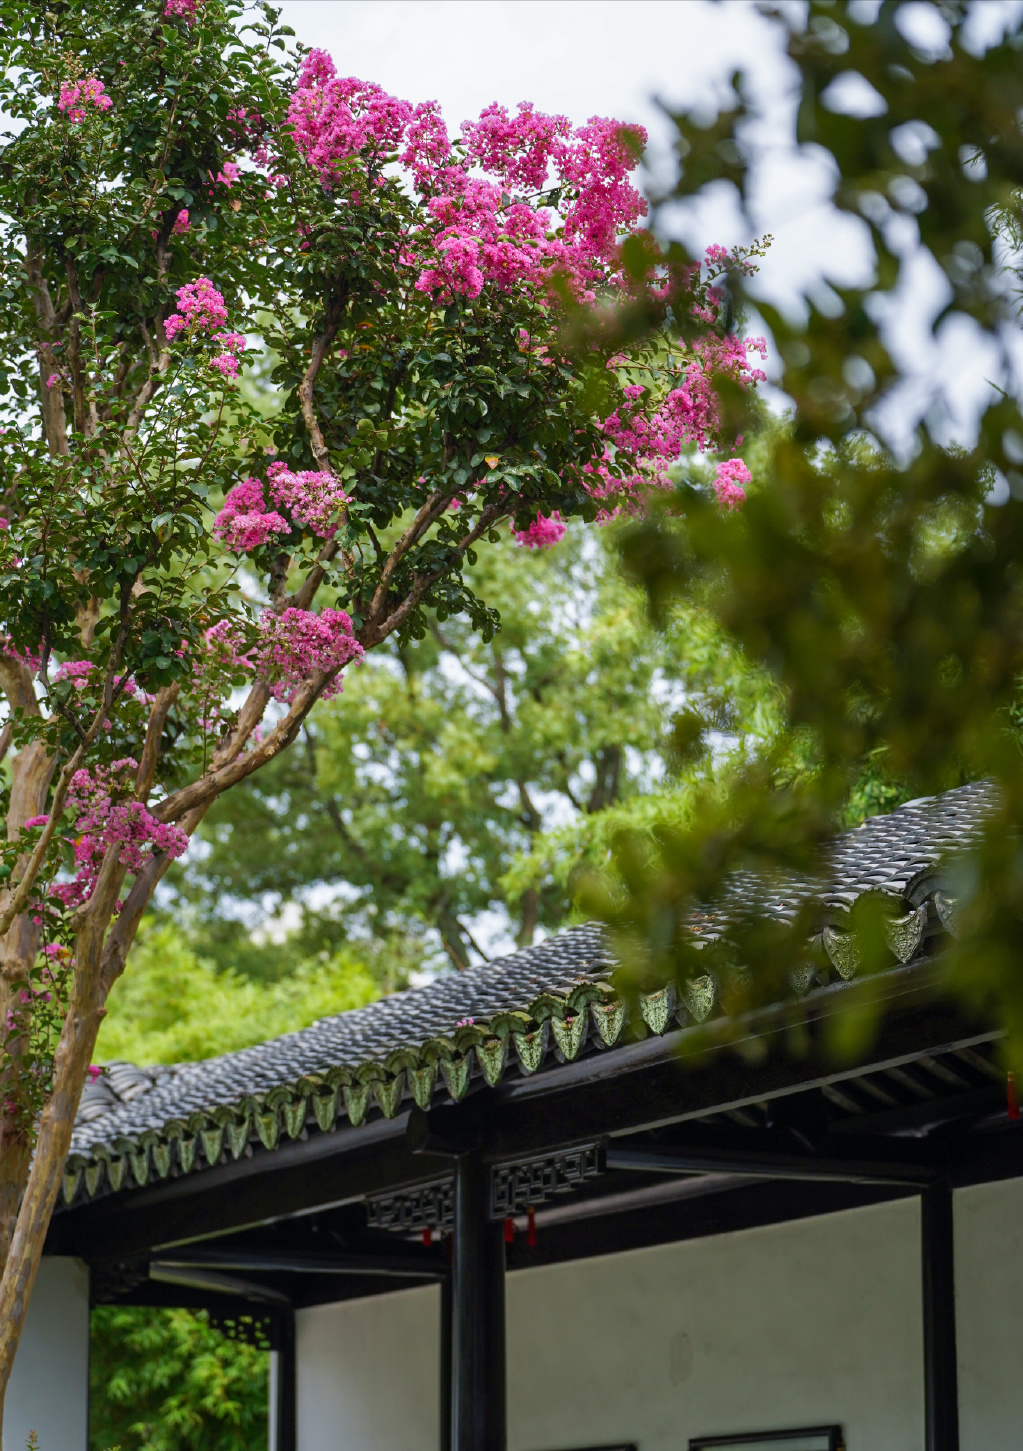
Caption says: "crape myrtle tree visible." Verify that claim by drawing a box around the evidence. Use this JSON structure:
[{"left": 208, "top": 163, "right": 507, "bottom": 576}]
[
  {"left": 0, "top": 0, "right": 765, "bottom": 1411},
  {"left": 587, "top": 0, "right": 1023, "bottom": 1063}
]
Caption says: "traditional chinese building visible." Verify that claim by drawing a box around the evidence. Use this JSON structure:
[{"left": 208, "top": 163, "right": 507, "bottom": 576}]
[{"left": 6, "top": 780, "right": 1020, "bottom": 1451}]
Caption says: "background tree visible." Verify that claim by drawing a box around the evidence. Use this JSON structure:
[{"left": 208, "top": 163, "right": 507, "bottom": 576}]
[
  {"left": 586, "top": 0, "right": 1023, "bottom": 1063},
  {"left": 173, "top": 528, "right": 682, "bottom": 971},
  {"left": 89, "top": 1305, "right": 269, "bottom": 1451},
  {"left": 0, "top": 0, "right": 759, "bottom": 1411}
]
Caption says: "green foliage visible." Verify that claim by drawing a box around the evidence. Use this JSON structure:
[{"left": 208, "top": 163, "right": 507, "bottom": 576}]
[
  {"left": 170, "top": 527, "right": 691, "bottom": 966},
  {"left": 94, "top": 919, "right": 378, "bottom": 1065},
  {"left": 587, "top": 0, "right": 1023, "bottom": 1060},
  {"left": 89, "top": 1307, "right": 267, "bottom": 1451}
]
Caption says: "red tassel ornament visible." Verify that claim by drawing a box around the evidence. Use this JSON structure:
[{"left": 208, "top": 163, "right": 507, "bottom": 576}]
[
  {"left": 504, "top": 1217, "right": 515, "bottom": 1244},
  {"left": 422, "top": 1226, "right": 432, "bottom": 1246}
]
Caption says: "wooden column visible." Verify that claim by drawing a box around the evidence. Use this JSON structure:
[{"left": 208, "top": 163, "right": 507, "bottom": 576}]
[
  {"left": 440, "top": 1266, "right": 453, "bottom": 1451},
  {"left": 275, "top": 1307, "right": 297, "bottom": 1451},
  {"left": 451, "top": 1153, "right": 506, "bottom": 1451},
  {"left": 922, "top": 1184, "right": 959, "bottom": 1451}
]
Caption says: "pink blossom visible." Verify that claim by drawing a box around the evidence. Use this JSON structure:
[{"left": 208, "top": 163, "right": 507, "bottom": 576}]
[
  {"left": 0, "top": 519, "right": 8, "bottom": 531},
  {"left": 45, "top": 374, "right": 63, "bottom": 390},
  {"left": 204, "top": 618, "right": 254, "bottom": 675},
  {"left": 164, "top": 278, "right": 230, "bottom": 341},
  {"left": 400, "top": 101, "right": 452, "bottom": 188},
  {"left": 267, "top": 462, "right": 350, "bottom": 538},
  {"left": 288, "top": 51, "right": 413, "bottom": 185},
  {"left": 58, "top": 77, "right": 112, "bottom": 124},
  {"left": 213, "top": 477, "right": 289, "bottom": 553},
  {"left": 513, "top": 511, "right": 565, "bottom": 549},
  {"left": 210, "top": 352, "right": 240, "bottom": 378},
  {"left": 256, "top": 607, "right": 364, "bottom": 703},
  {"left": 0, "top": 638, "right": 41, "bottom": 674},
  {"left": 171, "top": 209, "right": 190, "bottom": 235},
  {"left": 86, "top": 1065, "right": 103, "bottom": 1082},
  {"left": 54, "top": 659, "right": 95, "bottom": 687},
  {"left": 23, "top": 815, "right": 48, "bottom": 829},
  {"left": 462, "top": 101, "right": 570, "bottom": 191},
  {"left": 52, "top": 759, "right": 189, "bottom": 909},
  {"left": 163, "top": 0, "right": 201, "bottom": 19},
  {"left": 713, "top": 458, "right": 750, "bottom": 511}
]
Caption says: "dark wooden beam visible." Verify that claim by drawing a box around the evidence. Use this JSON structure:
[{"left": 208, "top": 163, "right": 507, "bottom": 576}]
[
  {"left": 922, "top": 1184, "right": 960, "bottom": 1451},
  {"left": 451, "top": 1154, "right": 505, "bottom": 1451},
  {"left": 155, "top": 1245, "right": 447, "bottom": 1280},
  {"left": 149, "top": 1263, "right": 292, "bottom": 1306},
  {"left": 606, "top": 1132, "right": 939, "bottom": 1186}
]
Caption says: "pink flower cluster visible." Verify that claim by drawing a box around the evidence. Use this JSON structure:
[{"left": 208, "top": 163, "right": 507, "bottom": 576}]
[
  {"left": 287, "top": 54, "right": 648, "bottom": 300},
  {"left": 0, "top": 637, "right": 41, "bottom": 674},
  {"left": 713, "top": 458, "right": 751, "bottom": 511},
  {"left": 58, "top": 77, "right": 112, "bottom": 124},
  {"left": 171, "top": 209, "right": 190, "bottom": 235},
  {"left": 51, "top": 659, "right": 138, "bottom": 698},
  {"left": 513, "top": 511, "right": 566, "bottom": 549},
  {"left": 164, "top": 278, "right": 229, "bottom": 340},
  {"left": 213, "top": 477, "right": 289, "bottom": 553},
  {"left": 164, "top": 280, "right": 245, "bottom": 377},
  {"left": 163, "top": 0, "right": 201, "bottom": 19},
  {"left": 602, "top": 337, "right": 766, "bottom": 465},
  {"left": 51, "top": 759, "right": 189, "bottom": 909},
  {"left": 288, "top": 58, "right": 413, "bottom": 183},
  {"left": 267, "top": 462, "right": 351, "bottom": 537},
  {"left": 256, "top": 607, "right": 364, "bottom": 703}
]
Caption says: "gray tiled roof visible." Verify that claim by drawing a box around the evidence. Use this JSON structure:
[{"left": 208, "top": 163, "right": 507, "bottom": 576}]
[{"left": 60, "top": 779, "right": 995, "bottom": 1208}]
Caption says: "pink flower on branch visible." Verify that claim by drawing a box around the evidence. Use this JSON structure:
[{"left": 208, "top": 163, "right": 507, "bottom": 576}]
[
  {"left": 513, "top": 511, "right": 565, "bottom": 549},
  {"left": 256, "top": 607, "right": 364, "bottom": 703},
  {"left": 267, "top": 462, "right": 350, "bottom": 538},
  {"left": 713, "top": 458, "right": 750, "bottom": 511},
  {"left": 164, "top": 278, "right": 230, "bottom": 341},
  {"left": 163, "top": 0, "right": 202, "bottom": 20},
  {"left": 58, "top": 77, "right": 112, "bottom": 125},
  {"left": 213, "top": 477, "right": 289, "bottom": 553},
  {"left": 50, "top": 760, "right": 189, "bottom": 909}
]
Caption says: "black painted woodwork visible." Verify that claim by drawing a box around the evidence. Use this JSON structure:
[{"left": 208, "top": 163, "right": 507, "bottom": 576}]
[
  {"left": 440, "top": 1270, "right": 453, "bottom": 1451},
  {"left": 606, "top": 1130, "right": 939, "bottom": 1186},
  {"left": 51, "top": 1002, "right": 998, "bottom": 1261},
  {"left": 275, "top": 1307, "right": 297, "bottom": 1451},
  {"left": 154, "top": 1244, "right": 447, "bottom": 1280},
  {"left": 451, "top": 1153, "right": 506, "bottom": 1451},
  {"left": 921, "top": 1184, "right": 960, "bottom": 1451}
]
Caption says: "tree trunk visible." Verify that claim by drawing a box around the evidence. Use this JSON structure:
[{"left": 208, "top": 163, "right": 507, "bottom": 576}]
[
  {"left": 0, "top": 739, "right": 58, "bottom": 1267},
  {"left": 517, "top": 887, "right": 538, "bottom": 948},
  {"left": 0, "top": 868, "right": 122, "bottom": 1439}
]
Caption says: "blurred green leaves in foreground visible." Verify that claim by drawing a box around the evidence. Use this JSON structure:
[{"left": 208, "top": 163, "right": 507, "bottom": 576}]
[{"left": 585, "top": 0, "right": 1023, "bottom": 1063}]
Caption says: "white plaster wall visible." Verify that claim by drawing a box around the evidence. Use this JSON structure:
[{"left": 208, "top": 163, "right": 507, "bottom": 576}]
[
  {"left": 298, "top": 1284, "right": 440, "bottom": 1451},
  {"left": 955, "top": 1176, "right": 1023, "bottom": 1451},
  {"left": 296, "top": 1198, "right": 925, "bottom": 1451},
  {"left": 3, "top": 1256, "right": 90, "bottom": 1451}
]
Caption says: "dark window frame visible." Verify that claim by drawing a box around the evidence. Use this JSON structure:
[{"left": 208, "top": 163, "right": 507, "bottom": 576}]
[{"left": 689, "top": 1428, "right": 844, "bottom": 1451}]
